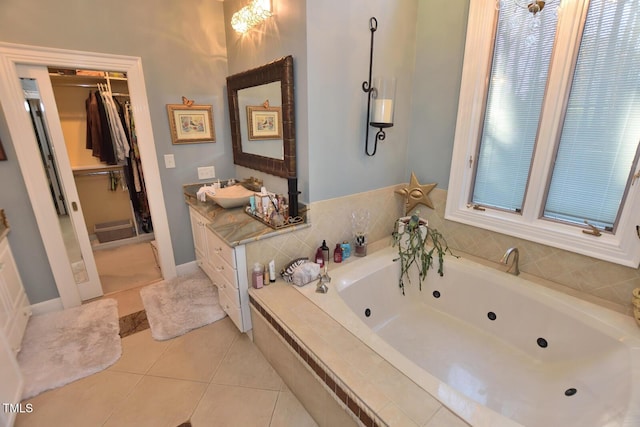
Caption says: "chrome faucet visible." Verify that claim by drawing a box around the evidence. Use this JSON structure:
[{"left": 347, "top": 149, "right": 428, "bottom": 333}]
[
  {"left": 500, "top": 247, "right": 520, "bottom": 276},
  {"left": 316, "top": 265, "right": 331, "bottom": 293}
]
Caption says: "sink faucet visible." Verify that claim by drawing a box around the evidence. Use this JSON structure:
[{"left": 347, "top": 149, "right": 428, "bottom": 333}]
[
  {"left": 500, "top": 247, "right": 520, "bottom": 276},
  {"left": 316, "top": 265, "right": 331, "bottom": 293}
]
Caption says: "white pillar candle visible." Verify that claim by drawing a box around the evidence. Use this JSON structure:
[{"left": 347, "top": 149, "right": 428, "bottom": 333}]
[{"left": 372, "top": 98, "right": 393, "bottom": 124}]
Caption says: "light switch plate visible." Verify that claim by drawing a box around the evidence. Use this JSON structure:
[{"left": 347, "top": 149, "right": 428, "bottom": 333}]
[
  {"left": 197, "top": 166, "right": 216, "bottom": 180},
  {"left": 164, "top": 154, "right": 175, "bottom": 169}
]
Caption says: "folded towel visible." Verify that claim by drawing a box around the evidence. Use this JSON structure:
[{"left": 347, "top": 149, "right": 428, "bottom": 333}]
[
  {"left": 292, "top": 262, "right": 321, "bottom": 287},
  {"left": 196, "top": 185, "right": 216, "bottom": 202}
]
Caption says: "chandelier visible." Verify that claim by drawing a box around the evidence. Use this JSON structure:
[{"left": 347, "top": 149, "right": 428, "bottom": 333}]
[
  {"left": 231, "top": 0, "right": 272, "bottom": 34},
  {"left": 496, "top": 0, "right": 561, "bottom": 47}
]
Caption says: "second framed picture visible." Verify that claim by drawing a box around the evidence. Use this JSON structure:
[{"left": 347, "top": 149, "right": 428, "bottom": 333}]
[
  {"left": 167, "top": 104, "right": 215, "bottom": 144},
  {"left": 246, "top": 104, "right": 282, "bottom": 140}
]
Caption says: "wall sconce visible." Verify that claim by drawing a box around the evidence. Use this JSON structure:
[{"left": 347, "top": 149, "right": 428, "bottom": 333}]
[
  {"left": 231, "top": 0, "right": 272, "bottom": 34},
  {"left": 362, "top": 17, "right": 396, "bottom": 157}
]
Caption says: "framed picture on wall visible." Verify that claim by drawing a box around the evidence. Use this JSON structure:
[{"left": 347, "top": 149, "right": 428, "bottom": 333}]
[
  {"left": 166, "top": 104, "right": 215, "bottom": 144},
  {"left": 0, "top": 138, "right": 6, "bottom": 161},
  {"left": 247, "top": 105, "right": 282, "bottom": 140}
]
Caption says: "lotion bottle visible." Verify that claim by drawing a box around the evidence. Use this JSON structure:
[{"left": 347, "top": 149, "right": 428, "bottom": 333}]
[
  {"left": 268, "top": 260, "right": 276, "bottom": 283},
  {"left": 252, "top": 263, "right": 263, "bottom": 289}
]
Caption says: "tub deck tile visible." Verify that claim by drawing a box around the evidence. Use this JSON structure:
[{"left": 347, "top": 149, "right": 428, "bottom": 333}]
[{"left": 249, "top": 283, "right": 470, "bottom": 427}]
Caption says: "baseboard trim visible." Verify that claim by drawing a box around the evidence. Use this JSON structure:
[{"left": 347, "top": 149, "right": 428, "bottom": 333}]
[
  {"left": 176, "top": 261, "right": 199, "bottom": 277},
  {"left": 30, "top": 298, "right": 63, "bottom": 315}
]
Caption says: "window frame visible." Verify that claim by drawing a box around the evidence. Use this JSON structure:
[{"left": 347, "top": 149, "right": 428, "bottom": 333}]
[{"left": 445, "top": 0, "right": 640, "bottom": 267}]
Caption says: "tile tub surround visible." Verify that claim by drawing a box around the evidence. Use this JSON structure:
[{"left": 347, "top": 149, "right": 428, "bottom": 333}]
[
  {"left": 244, "top": 185, "right": 406, "bottom": 287},
  {"left": 249, "top": 283, "right": 470, "bottom": 427},
  {"left": 246, "top": 184, "right": 637, "bottom": 315}
]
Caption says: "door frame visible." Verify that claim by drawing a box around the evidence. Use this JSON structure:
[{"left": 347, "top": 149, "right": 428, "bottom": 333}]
[{"left": 0, "top": 42, "right": 177, "bottom": 309}]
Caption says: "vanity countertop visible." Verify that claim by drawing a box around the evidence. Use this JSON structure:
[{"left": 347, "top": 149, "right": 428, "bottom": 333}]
[{"left": 183, "top": 183, "right": 310, "bottom": 247}]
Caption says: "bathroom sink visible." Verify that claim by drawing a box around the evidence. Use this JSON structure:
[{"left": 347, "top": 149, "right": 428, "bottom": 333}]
[{"left": 206, "top": 184, "right": 254, "bottom": 208}]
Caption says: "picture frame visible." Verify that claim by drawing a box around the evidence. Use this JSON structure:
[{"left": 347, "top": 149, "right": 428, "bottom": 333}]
[
  {"left": 0, "top": 138, "right": 6, "bottom": 161},
  {"left": 247, "top": 105, "right": 282, "bottom": 140},
  {"left": 166, "top": 104, "right": 215, "bottom": 144}
]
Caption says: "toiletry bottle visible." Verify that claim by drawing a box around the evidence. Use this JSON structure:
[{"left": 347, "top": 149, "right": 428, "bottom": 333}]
[
  {"left": 264, "top": 266, "right": 270, "bottom": 286},
  {"left": 341, "top": 241, "right": 351, "bottom": 259},
  {"left": 334, "top": 243, "right": 343, "bottom": 263},
  {"left": 315, "top": 247, "right": 324, "bottom": 267},
  {"left": 252, "top": 263, "right": 263, "bottom": 289},
  {"left": 268, "top": 260, "right": 276, "bottom": 283},
  {"left": 321, "top": 240, "right": 330, "bottom": 264}
]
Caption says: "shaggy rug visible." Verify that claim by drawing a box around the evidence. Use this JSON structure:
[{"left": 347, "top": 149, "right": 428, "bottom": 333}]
[
  {"left": 140, "top": 270, "right": 226, "bottom": 341},
  {"left": 18, "top": 298, "right": 121, "bottom": 400}
]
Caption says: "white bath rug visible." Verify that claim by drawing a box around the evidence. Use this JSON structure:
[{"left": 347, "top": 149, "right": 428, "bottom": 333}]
[
  {"left": 140, "top": 269, "right": 226, "bottom": 341},
  {"left": 18, "top": 298, "right": 122, "bottom": 400}
]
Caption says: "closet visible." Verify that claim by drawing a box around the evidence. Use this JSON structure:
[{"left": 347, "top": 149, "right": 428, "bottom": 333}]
[{"left": 47, "top": 68, "right": 160, "bottom": 295}]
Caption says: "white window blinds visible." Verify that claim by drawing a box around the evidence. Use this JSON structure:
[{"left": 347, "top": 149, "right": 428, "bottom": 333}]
[
  {"left": 544, "top": 0, "right": 640, "bottom": 229},
  {"left": 472, "top": 4, "right": 558, "bottom": 211}
]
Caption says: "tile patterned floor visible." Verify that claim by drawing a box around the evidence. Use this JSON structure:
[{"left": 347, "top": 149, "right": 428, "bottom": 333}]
[{"left": 15, "top": 316, "right": 318, "bottom": 427}]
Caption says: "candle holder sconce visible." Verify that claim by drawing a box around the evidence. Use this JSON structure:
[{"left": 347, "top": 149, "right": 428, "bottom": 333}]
[{"left": 362, "top": 17, "right": 396, "bottom": 156}]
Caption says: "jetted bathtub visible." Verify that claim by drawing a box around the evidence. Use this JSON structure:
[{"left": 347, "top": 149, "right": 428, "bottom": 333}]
[{"left": 297, "top": 245, "right": 640, "bottom": 427}]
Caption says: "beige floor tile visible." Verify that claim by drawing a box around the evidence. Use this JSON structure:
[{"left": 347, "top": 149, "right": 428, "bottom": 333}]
[
  {"left": 103, "top": 375, "right": 207, "bottom": 427},
  {"left": 105, "top": 285, "right": 146, "bottom": 317},
  {"left": 109, "top": 329, "right": 171, "bottom": 374},
  {"left": 147, "top": 317, "right": 239, "bottom": 382},
  {"left": 95, "top": 241, "right": 162, "bottom": 295},
  {"left": 190, "top": 383, "right": 278, "bottom": 427},
  {"left": 15, "top": 370, "right": 142, "bottom": 427},
  {"left": 270, "top": 388, "right": 318, "bottom": 427},
  {"left": 212, "top": 333, "right": 283, "bottom": 391}
]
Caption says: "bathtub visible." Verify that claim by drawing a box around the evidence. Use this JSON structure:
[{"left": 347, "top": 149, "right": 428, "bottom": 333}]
[{"left": 296, "top": 245, "right": 640, "bottom": 427}]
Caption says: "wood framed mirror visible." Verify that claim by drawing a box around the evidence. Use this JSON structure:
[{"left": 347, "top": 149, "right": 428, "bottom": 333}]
[{"left": 226, "top": 55, "right": 296, "bottom": 178}]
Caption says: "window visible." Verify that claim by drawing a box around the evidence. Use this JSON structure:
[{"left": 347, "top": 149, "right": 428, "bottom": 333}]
[{"left": 446, "top": 0, "right": 640, "bottom": 267}]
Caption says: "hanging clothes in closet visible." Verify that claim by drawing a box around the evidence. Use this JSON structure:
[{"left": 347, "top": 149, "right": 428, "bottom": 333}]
[
  {"left": 121, "top": 100, "right": 153, "bottom": 233},
  {"left": 85, "top": 82, "right": 152, "bottom": 233}
]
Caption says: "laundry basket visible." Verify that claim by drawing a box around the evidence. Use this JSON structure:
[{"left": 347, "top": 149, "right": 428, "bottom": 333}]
[{"left": 94, "top": 219, "right": 134, "bottom": 243}]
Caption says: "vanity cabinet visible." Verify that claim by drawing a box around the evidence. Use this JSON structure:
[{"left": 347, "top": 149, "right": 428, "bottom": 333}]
[
  {"left": 189, "top": 207, "right": 211, "bottom": 277},
  {"left": 0, "top": 236, "right": 31, "bottom": 355},
  {"left": 188, "top": 206, "right": 251, "bottom": 332}
]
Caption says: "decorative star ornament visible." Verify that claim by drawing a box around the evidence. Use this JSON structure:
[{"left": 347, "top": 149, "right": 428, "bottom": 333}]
[{"left": 395, "top": 172, "right": 437, "bottom": 214}]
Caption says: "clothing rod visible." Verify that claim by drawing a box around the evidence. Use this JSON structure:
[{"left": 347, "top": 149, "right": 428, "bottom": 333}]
[
  {"left": 52, "top": 82, "right": 130, "bottom": 96},
  {"left": 73, "top": 168, "right": 123, "bottom": 177}
]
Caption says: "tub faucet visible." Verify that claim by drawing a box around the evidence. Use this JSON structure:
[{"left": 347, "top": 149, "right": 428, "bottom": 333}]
[
  {"left": 316, "top": 265, "right": 331, "bottom": 293},
  {"left": 500, "top": 247, "right": 520, "bottom": 276}
]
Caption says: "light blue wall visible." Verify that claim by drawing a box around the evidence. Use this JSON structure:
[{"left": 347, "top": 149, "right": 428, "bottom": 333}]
[
  {"left": 306, "top": 0, "right": 419, "bottom": 202},
  {"left": 0, "top": 0, "right": 231, "bottom": 303},
  {"left": 0, "top": 105, "right": 59, "bottom": 302},
  {"left": 223, "top": 0, "right": 309, "bottom": 202},
  {"left": 408, "top": 0, "right": 469, "bottom": 190},
  {"left": 0, "top": 0, "right": 471, "bottom": 304}
]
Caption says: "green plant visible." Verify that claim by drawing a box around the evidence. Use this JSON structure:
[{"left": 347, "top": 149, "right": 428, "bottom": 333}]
[{"left": 392, "top": 214, "right": 456, "bottom": 295}]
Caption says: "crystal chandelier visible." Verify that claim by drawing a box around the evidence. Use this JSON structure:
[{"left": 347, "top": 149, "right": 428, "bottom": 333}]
[
  {"left": 496, "top": 0, "right": 560, "bottom": 47},
  {"left": 231, "top": 0, "right": 272, "bottom": 34}
]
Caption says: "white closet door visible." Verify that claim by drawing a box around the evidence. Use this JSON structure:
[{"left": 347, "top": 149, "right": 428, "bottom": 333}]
[{"left": 16, "top": 64, "right": 103, "bottom": 301}]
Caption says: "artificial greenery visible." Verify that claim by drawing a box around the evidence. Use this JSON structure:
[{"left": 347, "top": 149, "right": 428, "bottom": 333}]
[{"left": 392, "top": 213, "right": 456, "bottom": 295}]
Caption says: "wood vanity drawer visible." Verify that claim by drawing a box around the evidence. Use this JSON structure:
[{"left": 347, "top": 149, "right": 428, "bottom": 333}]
[
  {"left": 219, "top": 285, "right": 242, "bottom": 331},
  {"left": 213, "top": 272, "right": 240, "bottom": 306},
  {"left": 205, "top": 230, "right": 236, "bottom": 268},
  {"left": 211, "top": 256, "right": 238, "bottom": 289}
]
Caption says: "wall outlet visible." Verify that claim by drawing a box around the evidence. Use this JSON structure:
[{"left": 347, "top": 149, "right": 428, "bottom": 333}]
[
  {"left": 197, "top": 166, "right": 216, "bottom": 180},
  {"left": 164, "top": 154, "right": 176, "bottom": 169}
]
